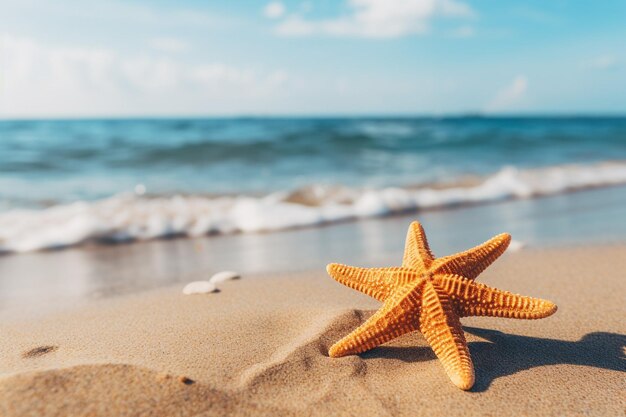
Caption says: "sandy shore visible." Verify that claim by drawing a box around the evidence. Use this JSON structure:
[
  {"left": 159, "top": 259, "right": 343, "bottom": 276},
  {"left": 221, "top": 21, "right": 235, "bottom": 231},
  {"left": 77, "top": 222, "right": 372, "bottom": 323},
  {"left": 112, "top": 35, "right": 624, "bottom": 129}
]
[
  {"left": 4, "top": 185, "right": 626, "bottom": 322},
  {"left": 0, "top": 245, "right": 624, "bottom": 416}
]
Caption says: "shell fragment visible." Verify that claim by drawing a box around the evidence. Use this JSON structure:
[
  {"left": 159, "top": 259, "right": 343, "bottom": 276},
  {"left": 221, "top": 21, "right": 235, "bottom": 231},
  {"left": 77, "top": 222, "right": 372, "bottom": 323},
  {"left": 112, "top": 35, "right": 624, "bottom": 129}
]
[
  {"left": 209, "top": 271, "right": 240, "bottom": 284},
  {"left": 182, "top": 281, "right": 217, "bottom": 295}
]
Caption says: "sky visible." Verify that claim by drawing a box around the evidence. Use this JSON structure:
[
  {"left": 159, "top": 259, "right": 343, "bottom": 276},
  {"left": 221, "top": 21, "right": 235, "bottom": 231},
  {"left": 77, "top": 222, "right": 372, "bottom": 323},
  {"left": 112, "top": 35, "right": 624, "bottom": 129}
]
[{"left": 0, "top": 0, "right": 624, "bottom": 118}]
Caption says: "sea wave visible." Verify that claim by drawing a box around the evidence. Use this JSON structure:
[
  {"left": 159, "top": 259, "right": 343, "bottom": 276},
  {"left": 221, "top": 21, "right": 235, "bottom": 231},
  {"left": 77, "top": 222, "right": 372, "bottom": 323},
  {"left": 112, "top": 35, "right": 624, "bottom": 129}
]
[{"left": 2, "top": 161, "right": 626, "bottom": 254}]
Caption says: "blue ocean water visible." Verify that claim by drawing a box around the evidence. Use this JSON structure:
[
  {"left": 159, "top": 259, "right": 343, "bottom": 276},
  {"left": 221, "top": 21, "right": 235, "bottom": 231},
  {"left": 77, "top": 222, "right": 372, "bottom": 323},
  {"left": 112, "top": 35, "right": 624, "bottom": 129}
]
[
  {"left": 2, "top": 117, "right": 626, "bottom": 208},
  {"left": 1, "top": 116, "right": 626, "bottom": 253}
]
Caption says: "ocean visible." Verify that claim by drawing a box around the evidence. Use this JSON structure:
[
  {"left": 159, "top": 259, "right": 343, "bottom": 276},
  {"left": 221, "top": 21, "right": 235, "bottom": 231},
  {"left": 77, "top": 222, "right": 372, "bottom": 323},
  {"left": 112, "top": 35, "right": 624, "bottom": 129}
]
[{"left": 1, "top": 116, "right": 626, "bottom": 254}]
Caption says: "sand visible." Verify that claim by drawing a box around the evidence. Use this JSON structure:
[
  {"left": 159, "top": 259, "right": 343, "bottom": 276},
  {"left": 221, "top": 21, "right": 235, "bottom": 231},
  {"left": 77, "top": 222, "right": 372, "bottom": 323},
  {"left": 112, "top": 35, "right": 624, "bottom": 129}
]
[{"left": 0, "top": 245, "right": 625, "bottom": 416}]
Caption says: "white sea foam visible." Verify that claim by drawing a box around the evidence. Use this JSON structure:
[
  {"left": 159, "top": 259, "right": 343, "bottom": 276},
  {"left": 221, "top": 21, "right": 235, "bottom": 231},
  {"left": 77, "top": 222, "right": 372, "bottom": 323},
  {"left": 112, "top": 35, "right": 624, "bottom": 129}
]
[{"left": 1, "top": 162, "right": 626, "bottom": 254}]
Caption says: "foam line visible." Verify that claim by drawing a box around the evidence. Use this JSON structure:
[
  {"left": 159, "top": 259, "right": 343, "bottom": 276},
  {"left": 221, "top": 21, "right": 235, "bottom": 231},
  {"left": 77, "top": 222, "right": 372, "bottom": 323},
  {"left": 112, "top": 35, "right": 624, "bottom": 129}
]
[{"left": 1, "top": 162, "right": 625, "bottom": 253}]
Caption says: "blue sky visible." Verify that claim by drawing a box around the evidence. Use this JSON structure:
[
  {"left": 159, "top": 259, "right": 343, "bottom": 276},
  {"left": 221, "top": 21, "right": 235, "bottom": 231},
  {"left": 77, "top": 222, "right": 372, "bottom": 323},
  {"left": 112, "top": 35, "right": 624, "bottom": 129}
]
[{"left": 0, "top": 0, "right": 624, "bottom": 117}]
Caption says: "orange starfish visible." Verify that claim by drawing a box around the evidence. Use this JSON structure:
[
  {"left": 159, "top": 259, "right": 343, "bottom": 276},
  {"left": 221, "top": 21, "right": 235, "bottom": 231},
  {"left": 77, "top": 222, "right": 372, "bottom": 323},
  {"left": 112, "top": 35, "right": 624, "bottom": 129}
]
[{"left": 327, "top": 221, "right": 557, "bottom": 390}]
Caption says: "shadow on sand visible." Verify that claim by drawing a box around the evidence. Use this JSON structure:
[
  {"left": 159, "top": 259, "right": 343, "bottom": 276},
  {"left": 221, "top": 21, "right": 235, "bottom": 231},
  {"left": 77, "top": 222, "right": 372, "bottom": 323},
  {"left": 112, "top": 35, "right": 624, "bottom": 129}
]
[{"left": 360, "top": 327, "right": 626, "bottom": 392}]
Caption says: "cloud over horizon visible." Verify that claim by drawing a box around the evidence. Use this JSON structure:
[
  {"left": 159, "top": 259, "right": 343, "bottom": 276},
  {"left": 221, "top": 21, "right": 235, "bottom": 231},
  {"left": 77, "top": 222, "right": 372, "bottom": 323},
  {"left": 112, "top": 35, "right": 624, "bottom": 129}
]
[
  {"left": 0, "top": 1, "right": 625, "bottom": 117},
  {"left": 0, "top": 34, "right": 290, "bottom": 117},
  {"left": 485, "top": 76, "right": 529, "bottom": 112}
]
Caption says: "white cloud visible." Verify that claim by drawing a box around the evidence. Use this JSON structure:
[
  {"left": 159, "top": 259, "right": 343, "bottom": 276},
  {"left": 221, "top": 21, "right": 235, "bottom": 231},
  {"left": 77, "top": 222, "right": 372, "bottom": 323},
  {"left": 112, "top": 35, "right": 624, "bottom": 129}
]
[
  {"left": 0, "top": 34, "right": 290, "bottom": 117},
  {"left": 265, "top": 70, "right": 290, "bottom": 87},
  {"left": 189, "top": 64, "right": 255, "bottom": 85},
  {"left": 485, "top": 75, "right": 528, "bottom": 112},
  {"left": 584, "top": 54, "right": 618, "bottom": 70},
  {"left": 1, "top": 1, "right": 222, "bottom": 33},
  {"left": 275, "top": 0, "right": 474, "bottom": 38},
  {"left": 149, "top": 37, "right": 190, "bottom": 53},
  {"left": 264, "top": 2, "right": 286, "bottom": 19}
]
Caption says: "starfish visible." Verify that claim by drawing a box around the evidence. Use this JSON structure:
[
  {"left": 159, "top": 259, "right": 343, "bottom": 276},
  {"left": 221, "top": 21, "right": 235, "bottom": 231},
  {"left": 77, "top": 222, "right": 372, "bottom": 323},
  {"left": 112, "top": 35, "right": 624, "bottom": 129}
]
[{"left": 326, "top": 221, "right": 557, "bottom": 390}]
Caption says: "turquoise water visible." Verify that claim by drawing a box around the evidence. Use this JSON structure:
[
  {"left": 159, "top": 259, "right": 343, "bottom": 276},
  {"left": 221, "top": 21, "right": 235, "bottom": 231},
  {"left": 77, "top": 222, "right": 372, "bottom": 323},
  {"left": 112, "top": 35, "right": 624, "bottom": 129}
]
[
  {"left": 1, "top": 116, "right": 626, "bottom": 253},
  {"left": 2, "top": 117, "right": 626, "bottom": 207}
]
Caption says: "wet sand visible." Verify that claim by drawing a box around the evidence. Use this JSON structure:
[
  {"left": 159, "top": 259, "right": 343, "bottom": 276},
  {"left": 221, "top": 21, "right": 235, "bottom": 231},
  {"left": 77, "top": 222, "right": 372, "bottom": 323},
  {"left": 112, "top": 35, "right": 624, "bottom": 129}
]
[
  {"left": 2, "top": 185, "right": 626, "bottom": 321},
  {"left": 1, "top": 245, "right": 624, "bottom": 416}
]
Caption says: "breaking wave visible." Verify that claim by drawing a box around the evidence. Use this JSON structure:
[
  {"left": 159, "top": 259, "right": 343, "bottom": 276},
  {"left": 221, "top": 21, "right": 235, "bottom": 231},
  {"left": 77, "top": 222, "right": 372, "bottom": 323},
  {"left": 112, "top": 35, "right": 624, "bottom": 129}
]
[{"left": 1, "top": 161, "right": 626, "bottom": 254}]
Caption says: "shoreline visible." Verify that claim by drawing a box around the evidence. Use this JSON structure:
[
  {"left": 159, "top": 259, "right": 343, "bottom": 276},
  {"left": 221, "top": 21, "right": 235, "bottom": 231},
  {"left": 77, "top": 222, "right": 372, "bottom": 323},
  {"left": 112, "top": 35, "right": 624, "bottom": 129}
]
[
  {"left": 3, "top": 166, "right": 626, "bottom": 255},
  {"left": 1, "top": 245, "right": 625, "bottom": 416},
  {"left": 2, "top": 183, "right": 626, "bottom": 320}
]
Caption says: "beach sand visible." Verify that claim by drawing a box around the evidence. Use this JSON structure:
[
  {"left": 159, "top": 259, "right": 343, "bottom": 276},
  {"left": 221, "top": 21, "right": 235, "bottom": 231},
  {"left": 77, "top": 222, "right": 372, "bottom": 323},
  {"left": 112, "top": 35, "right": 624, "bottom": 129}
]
[{"left": 0, "top": 245, "right": 624, "bottom": 416}]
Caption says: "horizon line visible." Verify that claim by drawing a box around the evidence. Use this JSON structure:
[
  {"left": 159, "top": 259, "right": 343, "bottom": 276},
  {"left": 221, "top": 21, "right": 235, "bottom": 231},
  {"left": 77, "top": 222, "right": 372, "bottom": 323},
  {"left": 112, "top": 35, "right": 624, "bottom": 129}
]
[{"left": 2, "top": 112, "right": 626, "bottom": 122}]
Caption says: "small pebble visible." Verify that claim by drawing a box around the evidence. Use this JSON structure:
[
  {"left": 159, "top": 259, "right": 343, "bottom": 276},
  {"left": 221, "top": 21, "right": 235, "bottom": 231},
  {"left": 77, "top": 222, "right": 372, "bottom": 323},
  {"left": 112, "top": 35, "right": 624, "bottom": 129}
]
[
  {"left": 182, "top": 281, "right": 217, "bottom": 295},
  {"left": 178, "top": 376, "right": 195, "bottom": 385},
  {"left": 209, "top": 270, "right": 240, "bottom": 284}
]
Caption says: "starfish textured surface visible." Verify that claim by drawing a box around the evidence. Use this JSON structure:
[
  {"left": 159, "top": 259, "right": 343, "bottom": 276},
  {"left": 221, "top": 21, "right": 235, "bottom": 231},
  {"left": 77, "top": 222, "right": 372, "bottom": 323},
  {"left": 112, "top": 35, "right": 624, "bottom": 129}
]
[{"left": 327, "top": 221, "right": 557, "bottom": 390}]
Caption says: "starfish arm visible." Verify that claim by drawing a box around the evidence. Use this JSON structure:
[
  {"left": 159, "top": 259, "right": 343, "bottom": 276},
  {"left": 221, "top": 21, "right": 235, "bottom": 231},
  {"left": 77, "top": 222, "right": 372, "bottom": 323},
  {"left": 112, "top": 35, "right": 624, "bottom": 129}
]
[
  {"left": 435, "top": 274, "right": 558, "bottom": 319},
  {"left": 326, "top": 264, "right": 419, "bottom": 302},
  {"left": 402, "top": 221, "right": 435, "bottom": 271},
  {"left": 431, "top": 233, "right": 511, "bottom": 280},
  {"left": 328, "top": 285, "right": 424, "bottom": 358},
  {"left": 420, "top": 281, "right": 475, "bottom": 390}
]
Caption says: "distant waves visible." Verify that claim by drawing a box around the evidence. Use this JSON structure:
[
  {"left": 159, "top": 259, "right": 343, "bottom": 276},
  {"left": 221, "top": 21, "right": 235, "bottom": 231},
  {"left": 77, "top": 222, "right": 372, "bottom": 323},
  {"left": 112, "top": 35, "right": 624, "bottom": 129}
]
[{"left": 3, "top": 117, "right": 626, "bottom": 209}]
